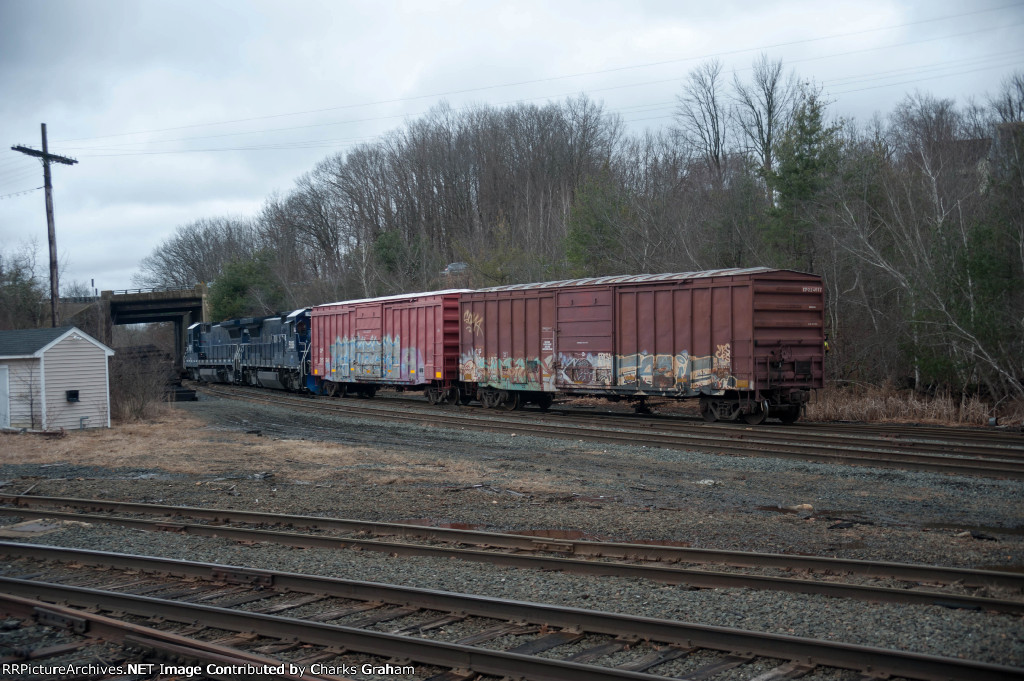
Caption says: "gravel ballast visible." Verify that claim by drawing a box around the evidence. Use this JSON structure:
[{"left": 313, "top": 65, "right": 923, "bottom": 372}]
[{"left": 1, "top": 393, "right": 1022, "bottom": 670}]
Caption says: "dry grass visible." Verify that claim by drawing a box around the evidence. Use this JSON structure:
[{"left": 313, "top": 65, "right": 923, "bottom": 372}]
[
  {"left": 4, "top": 389, "right": 1016, "bottom": 493},
  {"left": 0, "top": 405, "right": 565, "bottom": 491},
  {"left": 570, "top": 388, "right": 1023, "bottom": 426},
  {"left": 807, "top": 383, "right": 1022, "bottom": 425}
]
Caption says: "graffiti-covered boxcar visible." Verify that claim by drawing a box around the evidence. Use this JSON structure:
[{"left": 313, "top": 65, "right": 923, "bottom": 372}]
[
  {"left": 309, "top": 290, "right": 468, "bottom": 402},
  {"left": 459, "top": 268, "right": 824, "bottom": 423}
]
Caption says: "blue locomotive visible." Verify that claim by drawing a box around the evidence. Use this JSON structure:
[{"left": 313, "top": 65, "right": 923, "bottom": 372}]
[{"left": 184, "top": 308, "right": 311, "bottom": 391}]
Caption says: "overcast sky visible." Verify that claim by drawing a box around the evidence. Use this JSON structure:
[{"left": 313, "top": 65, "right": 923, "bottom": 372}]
[{"left": 1, "top": 0, "right": 1022, "bottom": 292}]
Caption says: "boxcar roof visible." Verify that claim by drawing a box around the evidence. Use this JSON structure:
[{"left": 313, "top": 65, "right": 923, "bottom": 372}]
[
  {"left": 317, "top": 288, "right": 472, "bottom": 309},
  {"left": 472, "top": 267, "right": 808, "bottom": 292}
]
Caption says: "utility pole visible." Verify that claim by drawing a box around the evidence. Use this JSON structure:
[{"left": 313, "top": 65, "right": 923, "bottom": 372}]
[{"left": 12, "top": 123, "right": 78, "bottom": 328}]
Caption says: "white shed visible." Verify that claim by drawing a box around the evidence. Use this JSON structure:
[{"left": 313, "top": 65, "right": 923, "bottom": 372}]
[{"left": 0, "top": 326, "right": 115, "bottom": 430}]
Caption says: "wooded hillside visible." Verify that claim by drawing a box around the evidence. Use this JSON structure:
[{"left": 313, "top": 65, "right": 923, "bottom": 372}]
[{"left": 124, "top": 62, "right": 1024, "bottom": 404}]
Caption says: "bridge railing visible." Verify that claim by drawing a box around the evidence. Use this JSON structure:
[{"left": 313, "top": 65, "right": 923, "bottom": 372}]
[{"left": 106, "top": 286, "right": 204, "bottom": 296}]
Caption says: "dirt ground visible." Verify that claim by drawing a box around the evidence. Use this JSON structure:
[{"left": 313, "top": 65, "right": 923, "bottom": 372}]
[
  {"left": 0, "top": 407, "right": 538, "bottom": 489},
  {"left": 1, "top": 397, "right": 1021, "bottom": 571}
]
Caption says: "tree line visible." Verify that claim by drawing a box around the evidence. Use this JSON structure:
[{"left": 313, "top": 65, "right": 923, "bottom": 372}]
[
  {"left": 131, "top": 59, "right": 1024, "bottom": 404},
  {"left": 5, "top": 57, "right": 1021, "bottom": 404}
]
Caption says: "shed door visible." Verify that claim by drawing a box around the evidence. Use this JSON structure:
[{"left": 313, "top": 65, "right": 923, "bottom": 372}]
[{"left": 0, "top": 366, "right": 8, "bottom": 428}]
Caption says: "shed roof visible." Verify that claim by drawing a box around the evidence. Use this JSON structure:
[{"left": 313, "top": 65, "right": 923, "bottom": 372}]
[{"left": 0, "top": 326, "right": 114, "bottom": 359}]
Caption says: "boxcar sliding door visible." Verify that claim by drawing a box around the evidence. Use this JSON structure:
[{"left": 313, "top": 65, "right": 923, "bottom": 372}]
[{"left": 555, "top": 287, "right": 615, "bottom": 389}]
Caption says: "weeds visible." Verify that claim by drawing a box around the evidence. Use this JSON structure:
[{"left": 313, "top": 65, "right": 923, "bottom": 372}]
[{"left": 808, "top": 383, "right": 1023, "bottom": 425}]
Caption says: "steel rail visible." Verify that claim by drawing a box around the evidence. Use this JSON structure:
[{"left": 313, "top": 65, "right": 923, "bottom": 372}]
[
  {"left": 531, "top": 399, "right": 1024, "bottom": 445},
  {"left": 2, "top": 502, "right": 1021, "bottom": 614},
  {"left": 341, "top": 388, "right": 1024, "bottom": 447},
  {"left": 198, "top": 385, "right": 1024, "bottom": 479},
  {"left": 0, "top": 544, "right": 1019, "bottom": 681},
  {"left": 560, "top": 411, "right": 1024, "bottom": 460},
  {"left": 0, "top": 593, "right": 338, "bottom": 681},
  {"left": 200, "top": 382, "right": 1024, "bottom": 455},
  {"left": 758, "top": 419, "right": 1024, "bottom": 443},
  {"left": 476, "top": 396, "right": 1024, "bottom": 459},
  {"left": 3, "top": 494, "right": 1021, "bottom": 592},
  {"left": 0, "top": 577, "right": 663, "bottom": 681},
  {"left": 203, "top": 384, "right": 1024, "bottom": 457}
]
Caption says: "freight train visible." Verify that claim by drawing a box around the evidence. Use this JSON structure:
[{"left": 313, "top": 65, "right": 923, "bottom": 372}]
[{"left": 184, "top": 267, "right": 825, "bottom": 424}]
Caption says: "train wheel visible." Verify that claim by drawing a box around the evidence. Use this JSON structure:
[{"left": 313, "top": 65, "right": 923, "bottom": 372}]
[
  {"left": 700, "top": 400, "right": 717, "bottom": 422},
  {"left": 536, "top": 394, "right": 553, "bottom": 411},
  {"left": 459, "top": 391, "right": 473, "bottom": 405},
  {"left": 444, "top": 387, "right": 461, "bottom": 405},
  {"left": 426, "top": 387, "right": 441, "bottom": 404},
  {"left": 743, "top": 405, "right": 767, "bottom": 426},
  {"left": 778, "top": 407, "right": 800, "bottom": 424},
  {"left": 326, "top": 382, "right": 340, "bottom": 398},
  {"left": 501, "top": 392, "right": 520, "bottom": 411}
]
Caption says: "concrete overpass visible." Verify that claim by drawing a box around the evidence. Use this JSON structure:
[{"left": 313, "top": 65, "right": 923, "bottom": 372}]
[{"left": 63, "top": 284, "right": 209, "bottom": 367}]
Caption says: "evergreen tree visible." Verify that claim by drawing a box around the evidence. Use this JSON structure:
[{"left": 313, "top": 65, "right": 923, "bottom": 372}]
[
  {"left": 209, "top": 251, "right": 286, "bottom": 320},
  {"left": 767, "top": 84, "right": 842, "bottom": 271}
]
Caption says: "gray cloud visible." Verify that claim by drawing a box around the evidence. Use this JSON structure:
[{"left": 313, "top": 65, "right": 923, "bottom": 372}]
[{"left": 2, "top": 0, "right": 1021, "bottom": 290}]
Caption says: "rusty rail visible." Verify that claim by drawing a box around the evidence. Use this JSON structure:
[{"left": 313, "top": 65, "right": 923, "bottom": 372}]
[
  {"left": 0, "top": 544, "right": 1019, "bottom": 681},
  {"left": 197, "top": 384, "right": 1024, "bottom": 479},
  {"left": 1, "top": 498, "right": 1022, "bottom": 613}
]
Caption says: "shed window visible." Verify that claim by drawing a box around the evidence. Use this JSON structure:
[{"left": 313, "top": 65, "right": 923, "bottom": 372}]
[{"left": 66, "top": 390, "right": 80, "bottom": 402}]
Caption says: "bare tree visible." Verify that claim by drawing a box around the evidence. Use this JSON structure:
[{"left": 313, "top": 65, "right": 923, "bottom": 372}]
[
  {"left": 733, "top": 54, "right": 797, "bottom": 181},
  {"left": 0, "top": 241, "right": 47, "bottom": 330},
  {"left": 109, "top": 327, "right": 173, "bottom": 421},
  {"left": 833, "top": 93, "right": 1023, "bottom": 399},
  {"left": 133, "top": 217, "right": 256, "bottom": 289},
  {"left": 675, "top": 60, "right": 730, "bottom": 187},
  {"left": 990, "top": 70, "right": 1024, "bottom": 123}
]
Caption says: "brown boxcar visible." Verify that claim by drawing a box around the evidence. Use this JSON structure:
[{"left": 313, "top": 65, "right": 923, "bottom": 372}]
[
  {"left": 459, "top": 268, "right": 824, "bottom": 423},
  {"left": 310, "top": 290, "right": 466, "bottom": 402}
]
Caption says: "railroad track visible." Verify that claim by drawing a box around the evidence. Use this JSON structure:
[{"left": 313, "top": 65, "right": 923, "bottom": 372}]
[
  {"left": 195, "top": 384, "right": 1024, "bottom": 479},
  {"left": 0, "top": 542, "right": 1020, "bottom": 681},
  {"left": 2, "top": 495, "right": 1021, "bottom": 614},
  {"left": 550, "top": 407, "right": 1024, "bottom": 461}
]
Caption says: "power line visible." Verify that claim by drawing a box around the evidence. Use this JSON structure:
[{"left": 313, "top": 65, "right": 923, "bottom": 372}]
[
  {"left": 820, "top": 49, "right": 1024, "bottom": 88},
  {"left": 62, "top": 48, "right": 1024, "bottom": 161},
  {"left": 618, "top": 56, "right": 1024, "bottom": 126},
  {"left": 0, "top": 165, "right": 44, "bottom": 183},
  {"left": 56, "top": 17, "right": 1023, "bottom": 160},
  {"left": 830, "top": 60, "right": 1024, "bottom": 95},
  {"left": 66, "top": 47, "right": 1024, "bottom": 159},
  {"left": 53, "top": 3, "right": 1024, "bottom": 146},
  {"left": 0, "top": 186, "right": 43, "bottom": 200}
]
